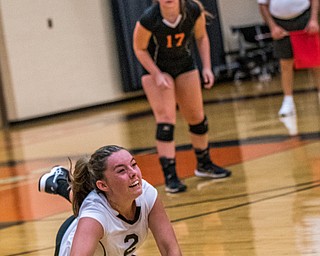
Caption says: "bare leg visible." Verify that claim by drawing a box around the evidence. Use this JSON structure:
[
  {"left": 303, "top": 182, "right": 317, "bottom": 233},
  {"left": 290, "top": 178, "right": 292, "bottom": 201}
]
[
  {"left": 175, "top": 70, "right": 231, "bottom": 179},
  {"left": 278, "top": 58, "right": 296, "bottom": 116},
  {"left": 142, "top": 75, "right": 186, "bottom": 193},
  {"left": 280, "top": 58, "right": 294, "bottom": 96}
]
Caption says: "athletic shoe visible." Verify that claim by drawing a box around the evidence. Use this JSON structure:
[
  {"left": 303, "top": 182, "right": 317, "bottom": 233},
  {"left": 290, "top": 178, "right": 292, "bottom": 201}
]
[
  {"left": 278, "top": 98, "right": 296, "bottom": 117},
  {"left": 38, "top": 166, "right": 70, "bottom": 194},
  {"left": 195, "top": 162, "right": 232, "bottom": 179},
  {"left": 165, "top": 175, "right": 187, "bottom": 193}
]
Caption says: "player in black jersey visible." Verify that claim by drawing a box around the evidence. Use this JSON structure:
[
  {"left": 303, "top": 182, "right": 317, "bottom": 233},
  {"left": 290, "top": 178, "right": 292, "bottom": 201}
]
[{"left": 133, "top": 0, "right": 231, "bottom": 193}]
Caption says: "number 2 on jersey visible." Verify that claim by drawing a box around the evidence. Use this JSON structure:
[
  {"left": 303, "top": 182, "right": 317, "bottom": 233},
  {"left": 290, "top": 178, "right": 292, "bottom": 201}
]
[
  {"left": 166, "top": 33, "right": 185, "bottom": 48},
  {"left": 124, "top": 234, "right": 138, "bottom": 256}
]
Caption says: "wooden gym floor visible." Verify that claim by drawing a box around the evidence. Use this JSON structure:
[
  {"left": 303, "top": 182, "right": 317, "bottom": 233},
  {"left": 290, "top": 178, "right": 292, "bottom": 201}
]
[{"left": 0, "top": 70, "right": 320, "bottom": 255}]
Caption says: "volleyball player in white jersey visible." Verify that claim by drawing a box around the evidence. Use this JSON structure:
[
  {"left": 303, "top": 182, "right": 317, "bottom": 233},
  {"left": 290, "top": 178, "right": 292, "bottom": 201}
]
[
  {"left": 257, "top": 0, "right": 320, "bottom": 116},
  {"left": 38, "top": 145, "right": 182, "bottom": 255}
]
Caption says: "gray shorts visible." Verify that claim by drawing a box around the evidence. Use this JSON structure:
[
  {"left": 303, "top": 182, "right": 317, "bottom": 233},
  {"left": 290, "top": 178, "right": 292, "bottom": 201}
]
[{"left": 273, "top": 8, "right": 310, "bottom": 59}]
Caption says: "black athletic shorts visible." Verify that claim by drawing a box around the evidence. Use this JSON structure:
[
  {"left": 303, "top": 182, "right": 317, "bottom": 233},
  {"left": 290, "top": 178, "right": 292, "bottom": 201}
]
[
  {"left": 142, "top": 57, "right": 197, "bottom": 79},
  {"left": 54, "top": 215, "right": 76, "bottom": 256}
]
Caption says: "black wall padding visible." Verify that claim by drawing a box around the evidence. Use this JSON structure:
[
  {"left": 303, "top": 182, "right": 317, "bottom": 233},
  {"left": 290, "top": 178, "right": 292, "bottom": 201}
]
[
  {"left": 111, "top": 0, "right": 152, "bottom": 92},
  {"left": 200, "top": 0, "right": 226, "bottom": 68},
  {"left": 110, "top": 0, "right": 225, "bottom": 92}
]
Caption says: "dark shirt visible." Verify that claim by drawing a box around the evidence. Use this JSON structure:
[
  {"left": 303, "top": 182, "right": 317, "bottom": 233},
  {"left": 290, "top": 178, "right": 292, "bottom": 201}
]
[{"left": 139, "top": 1, "right": 201, "bottom": 70}]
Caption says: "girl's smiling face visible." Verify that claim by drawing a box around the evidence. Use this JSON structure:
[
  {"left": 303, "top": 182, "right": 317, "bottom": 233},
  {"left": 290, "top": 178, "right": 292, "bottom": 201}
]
[{"left": 102, "top": 149, "right": 143, "bottom": 199}]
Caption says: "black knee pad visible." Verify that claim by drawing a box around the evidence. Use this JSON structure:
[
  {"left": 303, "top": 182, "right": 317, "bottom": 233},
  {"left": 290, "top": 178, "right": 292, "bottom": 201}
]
[
  {"left": 156, "top": 123, "right": 174, "bottom": 142},
  {"left": 189, "top": 116, "right": 208, "bottom": 135}
]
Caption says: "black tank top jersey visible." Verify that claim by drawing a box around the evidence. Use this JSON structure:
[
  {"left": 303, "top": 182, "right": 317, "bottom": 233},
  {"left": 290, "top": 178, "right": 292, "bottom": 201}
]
[{"left": 139, "top": 1, "right": 201, "bottom": 73}]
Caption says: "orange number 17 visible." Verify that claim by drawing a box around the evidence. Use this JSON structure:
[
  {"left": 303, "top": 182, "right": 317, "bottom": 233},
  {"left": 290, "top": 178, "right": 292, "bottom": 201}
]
[{"left": 166, "top": 33, "right": 185, "bottom": 48}]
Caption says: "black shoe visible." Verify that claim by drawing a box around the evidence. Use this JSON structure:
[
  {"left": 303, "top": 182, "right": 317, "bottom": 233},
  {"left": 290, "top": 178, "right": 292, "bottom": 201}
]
[
  {"left": 38, "top": 166, "right": 70, "bottom": 194},
  {"left": 165, "top": 175, "right": 187, "bottom": 193},
  {"left": 195, "top": 162, "right": 231, "bottom": 179}
]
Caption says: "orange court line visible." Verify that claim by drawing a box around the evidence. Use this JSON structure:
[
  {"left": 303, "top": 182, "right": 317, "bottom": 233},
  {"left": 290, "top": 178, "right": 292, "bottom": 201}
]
[
  {"left": 137, "top": 137, "right": 306, "bottom": 186},
  {"left": 0, "top": 137, "right": 309, "bottom": 223}
]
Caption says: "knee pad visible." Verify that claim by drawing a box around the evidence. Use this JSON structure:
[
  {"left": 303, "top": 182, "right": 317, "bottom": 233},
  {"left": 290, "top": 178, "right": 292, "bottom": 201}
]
[
  {"left": 156, "top": 123, "right": 174, "bottom": 142},
  {"left": 189, "top": 116, "right": 208, "bottom": 135}
]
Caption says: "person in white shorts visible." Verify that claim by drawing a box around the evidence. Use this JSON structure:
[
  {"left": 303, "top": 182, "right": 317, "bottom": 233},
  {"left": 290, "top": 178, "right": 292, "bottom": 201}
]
[
  {"left": 38, "top": 145, "right": 182, "bottom": 256},
  {"left": 257, "top": 0, "right": 320, "bottom": 116}
]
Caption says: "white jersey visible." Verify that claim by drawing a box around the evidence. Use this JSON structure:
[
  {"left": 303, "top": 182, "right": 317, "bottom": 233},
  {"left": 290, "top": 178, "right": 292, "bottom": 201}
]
[
  {"left": 59, "top": 179, "right": 158, "bottom": 256},
  {"left": 257, "top": 0, "right": 310, "bottom": 19}
]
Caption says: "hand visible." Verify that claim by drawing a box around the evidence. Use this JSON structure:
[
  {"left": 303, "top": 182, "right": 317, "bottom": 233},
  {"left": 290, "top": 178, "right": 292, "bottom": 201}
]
[
  {"left": 154, "top": 72, "right": 174, "bottom": 89},
  {"left": 305, "top": 19, "right": 319, "bottom": 34},
  {"left": 271, "top": 24, "right": 288, "bottom": 40},
  {"left": 201, "top": 68, "right": 214, "bottom": 89}
]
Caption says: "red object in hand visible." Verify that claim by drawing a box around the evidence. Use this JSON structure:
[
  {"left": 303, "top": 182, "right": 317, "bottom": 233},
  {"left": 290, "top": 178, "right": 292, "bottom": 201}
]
[{"left": 290, "top": 30, "right": 320, "bottom": 69}]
